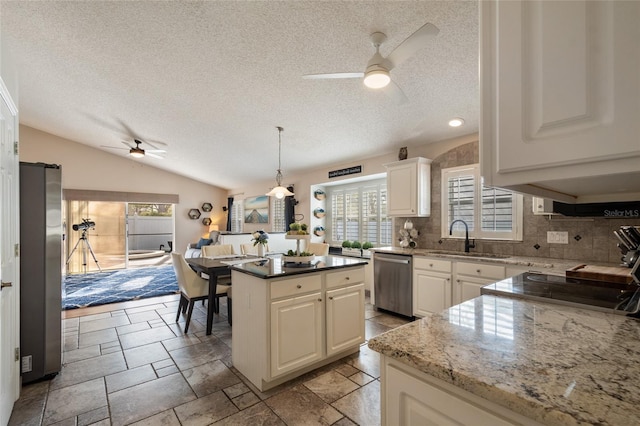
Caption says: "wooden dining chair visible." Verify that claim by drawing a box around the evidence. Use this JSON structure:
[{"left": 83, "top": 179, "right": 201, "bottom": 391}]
[
  {"left": 201, "top": 244, "right": 235, "bottom": 257},
  {"left": 171, "top": 252, "right": 230, "bottom": 332},
  {"left": 240, "top": 243, "right": 270, "bottom": 255},
  {"left": 307, "top": 242, "right": 330, "bottom": 256}
]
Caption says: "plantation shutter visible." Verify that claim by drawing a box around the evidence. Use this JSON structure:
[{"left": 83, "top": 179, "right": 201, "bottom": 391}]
[{"left": 447, "top": 173, "right": 475, "bottom": 231}]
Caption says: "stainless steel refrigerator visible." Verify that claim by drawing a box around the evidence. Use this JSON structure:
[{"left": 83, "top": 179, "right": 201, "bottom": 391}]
[{"left": 19, "top": 162, "right": 62, "bottom": 383}]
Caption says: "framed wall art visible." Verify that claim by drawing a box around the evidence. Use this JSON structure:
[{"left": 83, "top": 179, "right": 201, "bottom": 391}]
[{"left": 244, "top": 195, "right": 269, "bottom": 224}]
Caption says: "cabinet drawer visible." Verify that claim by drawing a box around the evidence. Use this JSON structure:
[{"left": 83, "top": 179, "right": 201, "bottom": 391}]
[
  {"left": 270, "top": 275, "right": 322, "bottom": 300},
  {"left": 326, "top": 267, "right": 365, "bottom": 289},
  {"left": 456, "top": 262, "right": 505, "bottom": 280},
  {"left": 413, "top": 257, "right": 452, "bottom": 273}
]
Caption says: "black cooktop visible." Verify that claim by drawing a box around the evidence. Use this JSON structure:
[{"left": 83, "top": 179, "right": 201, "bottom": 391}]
[{"left": 481, "top": 273, "right": 640, "bottom": 315}]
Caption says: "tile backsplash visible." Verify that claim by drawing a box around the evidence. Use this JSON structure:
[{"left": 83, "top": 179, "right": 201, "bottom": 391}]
[{"left": 394, "top": 142, "right": 640, "bottom": 265}]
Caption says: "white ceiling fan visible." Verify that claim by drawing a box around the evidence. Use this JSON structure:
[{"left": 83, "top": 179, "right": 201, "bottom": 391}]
[
  {"left": 101, "top": 139, "right": 167, "bottom": 159},
  {"left": 303, "top": 22, "right": 439, "bottom": 103}
]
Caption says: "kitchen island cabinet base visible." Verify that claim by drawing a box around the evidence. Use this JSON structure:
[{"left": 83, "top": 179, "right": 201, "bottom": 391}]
[
  {"left": 231, "top": 265, "right": 365, "bottom": 392},
  {"left": 381, "top": 356, "right": 544, "bottom": 426}
]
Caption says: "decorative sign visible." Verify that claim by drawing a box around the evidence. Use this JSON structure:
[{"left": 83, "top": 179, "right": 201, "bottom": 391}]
[
  {"left": 553, "top": 201, "right": 640, "bottom": 218},
  {"left": 328, "top": 165, "right": 362, "bottom": 179}
]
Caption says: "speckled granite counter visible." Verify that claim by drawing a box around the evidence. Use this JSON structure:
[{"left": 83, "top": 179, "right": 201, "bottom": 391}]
[
  {"left": 372, "top": 247, "right": 600, "bottom": 275},
  {"left": 368, "top": 295, "right": 640, "bottom": 425}
]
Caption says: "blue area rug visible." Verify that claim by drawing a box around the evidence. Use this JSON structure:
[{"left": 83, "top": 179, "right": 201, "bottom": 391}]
[{"left": 63, "top": 265, "right": 179, "bottom": 310}]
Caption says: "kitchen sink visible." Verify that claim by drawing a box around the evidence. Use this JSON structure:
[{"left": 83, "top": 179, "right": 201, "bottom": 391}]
[{"left": 423, "top": 250, "right": 511, "bottom": 259}]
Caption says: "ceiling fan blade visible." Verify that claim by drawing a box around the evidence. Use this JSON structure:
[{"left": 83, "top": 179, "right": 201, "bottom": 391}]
[
  {"left": 101, "top": 145, "right": 127, "bottom": 151},
  {"left": 143, "top": 139, "right": 168, "bottom": 150},
  {"left": 121, "top": 140, "right": 135, "bottom": 149},
  {"left": 146, "top": 152, "right": 164, "bottom": 159},
  {"left": 146, "top": 149, "right": 166, "bottom": 153},
  {"left": 386, "top": 22, "right": 439, "bottom": 69},
  {"left": 303, "top": 72, "right": 364, "bottom": 80},
  {"left": 384, "top": 80, "right": 409, "bottom": 105}
]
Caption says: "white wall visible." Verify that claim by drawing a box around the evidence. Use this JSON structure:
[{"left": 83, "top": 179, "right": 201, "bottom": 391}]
[
  {"left": 19, "top": 125, "right": 229, "bottom": 254},
  {"left": 230, "top": 133, "right": 478, "bottom": 241}
]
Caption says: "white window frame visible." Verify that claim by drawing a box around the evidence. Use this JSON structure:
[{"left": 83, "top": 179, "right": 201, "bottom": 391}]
[
  {"left": 441, "top": 164, "right": 523, "bottom": 241},
  {"left": 326, "top": 179, "right": 391, "bottom": 246},
  {"left": 230, "top": 200, "right": 243, "bottom": 233}
]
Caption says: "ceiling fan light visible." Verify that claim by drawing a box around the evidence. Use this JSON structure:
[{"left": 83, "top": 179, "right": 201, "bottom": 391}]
[
  {"left": 130, "top": 148, "right": 145, "bottom": 158},
  {"left": 363, "top": 68, "right": 391, "bottom": 89}
]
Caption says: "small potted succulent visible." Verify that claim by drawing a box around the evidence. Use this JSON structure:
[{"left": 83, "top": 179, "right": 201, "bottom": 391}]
[{"left": 362, "top": 241, "right": 374, "bottom": 258}]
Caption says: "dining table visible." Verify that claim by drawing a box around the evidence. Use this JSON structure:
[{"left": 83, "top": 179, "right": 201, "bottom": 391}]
[{"left": 186, "top": 255, "right": 256, "bottom": 335}]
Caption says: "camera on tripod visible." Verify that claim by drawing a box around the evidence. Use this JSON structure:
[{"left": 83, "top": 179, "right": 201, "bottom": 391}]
[{"left": 72, "top": 218, "right": 96, "bottom": 232}]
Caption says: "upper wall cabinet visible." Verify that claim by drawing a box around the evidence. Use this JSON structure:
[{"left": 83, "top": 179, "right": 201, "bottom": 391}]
[
  {"left": 480, "top": 0, "right": 640, "bottom": 203},
  {"left": 384, "top": 157, "right": 432, "bottom": 217}
]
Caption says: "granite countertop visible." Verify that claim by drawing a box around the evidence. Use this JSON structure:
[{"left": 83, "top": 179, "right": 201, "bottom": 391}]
[
  {"left": 230, "top": 254, "right": 367, "bottom": 279},
  {"left": 372, "top": 246, "right": 600, "bottom": 275},
  {"left": 368, "top": 295, "right": 640, "bottom": 425}
]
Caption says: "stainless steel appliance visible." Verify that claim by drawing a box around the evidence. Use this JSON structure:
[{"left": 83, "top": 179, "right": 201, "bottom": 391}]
[
  {"left": 373, "top": 252, "right": 413, "bottom": 317},
  {"left": 19, "top": 162, "right": 62, "bottom": 383}
]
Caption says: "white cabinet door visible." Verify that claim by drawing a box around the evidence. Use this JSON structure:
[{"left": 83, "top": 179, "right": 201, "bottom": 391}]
[
  {"left": 413, "top": 271, "right": 451, "bottom": 317},
  {"left": 385, "top": 157, "right": 431, "bottom": 217},
  {"left": 385, "top": 360, "right": 530, "bottom": 426},
  {"left": 481, "top": 0, "right": 640, "bottom": 202},
  {"left": 326, "top": 283, "right": 365, "bottom": 356},
  {"left": 270, "top": 292, "right": 323, "bottom": 378},
  {"left": 455, "top": 276, "right": 495, "bottom": 305}
]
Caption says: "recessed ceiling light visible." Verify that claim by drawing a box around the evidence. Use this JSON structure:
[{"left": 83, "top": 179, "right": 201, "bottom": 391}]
[{"left": 448, "top": 118, "right": 465, "bottom": 127}]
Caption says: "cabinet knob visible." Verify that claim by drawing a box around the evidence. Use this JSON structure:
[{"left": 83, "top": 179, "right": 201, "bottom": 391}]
[
  {"left": 446, "top": 278, "right": 450, "bottom": 281},
  {"left": 456, "top": 279, "right": 460, "bottom": 283},
  {"left": 329, "top": 296, "right": 334, "bottom": 300},
  {"left": 476, "top": 269, "right": 481, "bottom": 274},
  {"left": 296, "top": 284, "right": 302, "bottom": 289},
  {"left": 429, "top": 263, "right": 433, "bottom": 267},
  {"left": 318, "top": 298, "right": 322, "bottom": 302},
  {"left": 345, "top": 276, "right": 350, "bottom": 280}
]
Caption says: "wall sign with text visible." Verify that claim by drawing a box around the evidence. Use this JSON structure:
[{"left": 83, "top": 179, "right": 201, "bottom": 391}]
[{"left": 328, "top": 165, "right": 362, "bottom": 179}]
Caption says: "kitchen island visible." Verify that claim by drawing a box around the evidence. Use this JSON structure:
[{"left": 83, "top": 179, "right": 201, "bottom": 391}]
[
  {"left": 368, "top": 295, "right": 640, "bottom": 425},
  {"left": 230, "top": 255, "right": 368, "bottom": 391}
]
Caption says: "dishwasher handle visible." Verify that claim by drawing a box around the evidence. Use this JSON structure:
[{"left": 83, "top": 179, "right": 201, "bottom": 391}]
[{"left": 375, "top": 256, "right": 411, "bottom": 265}]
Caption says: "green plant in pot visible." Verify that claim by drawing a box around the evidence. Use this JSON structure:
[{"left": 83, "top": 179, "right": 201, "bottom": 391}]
[
  {"left": 350, "top": 241, "right": 362, "bottom": 249},
  {"left": 341, "top": 240, "right": 352, "bottom": 248},
  {"left": 362, "top": 242, "right": 373, "bottom": 250}
]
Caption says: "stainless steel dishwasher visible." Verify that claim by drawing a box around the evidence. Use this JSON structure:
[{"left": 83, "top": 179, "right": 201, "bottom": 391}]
[{"left": 373, "top": 252, "right": 413, "bottom": 317}]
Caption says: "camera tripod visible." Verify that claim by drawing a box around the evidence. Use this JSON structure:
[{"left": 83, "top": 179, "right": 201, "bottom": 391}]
[{"left": 66, "top": 229, "right": 101, "bottom": 273}]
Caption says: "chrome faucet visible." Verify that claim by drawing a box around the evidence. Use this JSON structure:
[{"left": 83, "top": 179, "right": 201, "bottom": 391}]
[{"left": 449, "top": 219, "right": 476, "bottom": 253}]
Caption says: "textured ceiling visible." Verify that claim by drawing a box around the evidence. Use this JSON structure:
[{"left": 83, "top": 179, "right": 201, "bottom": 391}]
[{"left": 1, "top": 1, "right": 479, "bottom": 189}]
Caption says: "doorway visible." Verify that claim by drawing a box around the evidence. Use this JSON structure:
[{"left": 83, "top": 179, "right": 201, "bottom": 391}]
[{"left": 65, "top": 200, "right": 174, "bottom": 274}]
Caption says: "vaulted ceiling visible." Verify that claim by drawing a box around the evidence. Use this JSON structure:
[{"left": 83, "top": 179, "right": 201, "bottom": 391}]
[{"left": 1, "top": 1, "right": 478, "bottom": 189}]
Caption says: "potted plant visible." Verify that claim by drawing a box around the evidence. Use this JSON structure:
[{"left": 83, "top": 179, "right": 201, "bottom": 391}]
[
  {"left": 288, "top": 222, "right": 301, "bottom": 235},
  {"left": 362, "top": 241, "right": 374, "bottom": 258},
  {"left": 342, "top": 240, "right": 361, "bottom": 257}
]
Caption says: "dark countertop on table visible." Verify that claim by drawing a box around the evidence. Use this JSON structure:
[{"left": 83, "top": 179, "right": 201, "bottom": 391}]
[{"left": 230, "top": 255, "right": 367, "bottom": 279}]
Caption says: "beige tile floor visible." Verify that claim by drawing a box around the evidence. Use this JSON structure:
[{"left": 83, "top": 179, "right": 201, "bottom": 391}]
[{"left": 9, "top": 294, "right": 411, "bottom": 425}]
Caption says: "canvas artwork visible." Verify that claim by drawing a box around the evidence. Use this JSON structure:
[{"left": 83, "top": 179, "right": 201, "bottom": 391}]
[{"left": 244, "top": 195, "right": 269, "bottom": 223}]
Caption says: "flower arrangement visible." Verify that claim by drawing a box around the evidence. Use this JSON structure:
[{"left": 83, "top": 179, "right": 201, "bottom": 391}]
[{"left": 251, "top": 230, "right": 269, "bottom": 246}]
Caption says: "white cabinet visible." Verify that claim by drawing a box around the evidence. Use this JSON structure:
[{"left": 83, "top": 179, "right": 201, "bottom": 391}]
[
  {"left": 480, "top": 0, "right": 640, "bottom": 202},
  {"left": 326, "top": 283, "right": 365, "bottom": 356},
  {"left": 270, "top": 292, "right": 323, "bottom": 378},
  {"left": 382, "top": 356, "right": 544, "bottom": 426},
  {"left": 232, "top": 265, "right": 366, "bottom": 391},
  {"left": 413, "top": 257, "right": 452, "bottom": 317},
  {"left": 384, "top": 157, "right": 432, "bottom": 217},
  {"left": 453, "top": 261, "right": 505, "bottom": 305}
]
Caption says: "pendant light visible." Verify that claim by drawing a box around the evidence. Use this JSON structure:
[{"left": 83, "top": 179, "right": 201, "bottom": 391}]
[{"left": 266, "top": 126, "right": 294, "bottom": 199}]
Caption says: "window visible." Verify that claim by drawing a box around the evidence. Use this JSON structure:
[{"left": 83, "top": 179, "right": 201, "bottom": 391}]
[
  {"left": 327, "top": 179, "right": 391, "bottom": 246},
  {"left": 271, "top": 197, "right": 286, "bottom": 232},
  {"left": 441, "top": 165, "right": 523, "bottom": 240},
  {"left": 230, "top": 201, "right": 243, "bottom": 233}
]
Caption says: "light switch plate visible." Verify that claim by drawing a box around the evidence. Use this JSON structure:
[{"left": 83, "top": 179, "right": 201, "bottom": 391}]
[{"left": 547, "top": 231, "right": 569, "bottom": 244}]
